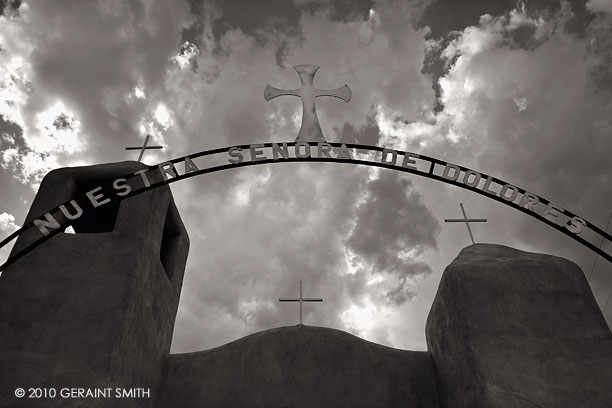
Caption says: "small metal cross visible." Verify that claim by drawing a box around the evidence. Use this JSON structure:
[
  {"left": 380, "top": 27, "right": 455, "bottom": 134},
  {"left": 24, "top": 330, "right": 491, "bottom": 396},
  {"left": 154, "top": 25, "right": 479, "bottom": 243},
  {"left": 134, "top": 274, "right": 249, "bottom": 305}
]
[
  {"left": 125, "top": 135, "right": 163, "bottom": 162},
  {"left": 264, "top": 65, "right": 351, "bottom": 142},
  {"left": 279, "top": 280, "right": 323, "bottom": 325},
  {"left": 444, "top": 202, "right": 487, "bottom": 245}
]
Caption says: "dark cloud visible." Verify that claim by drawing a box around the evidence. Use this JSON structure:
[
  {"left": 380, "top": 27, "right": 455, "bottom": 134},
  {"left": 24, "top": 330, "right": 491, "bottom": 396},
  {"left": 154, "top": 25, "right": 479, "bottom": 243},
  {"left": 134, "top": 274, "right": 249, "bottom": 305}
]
[
  {"left": 182, "top": 0, "right": 300, "bottom": 46},
  {"left": 421, "top": 0, "right": 591, "bottom": 38},
  {"left": 338, "top": 115, "right": 380, "bottom": 145},
  {"left": 347, "top": 172, "right": 439, "bottom": 264},
  {"left": 52, "top": 113, "right": 75, "bottom": 131},
  {"left": 182, "top": 0, "right": 375, "bottom": 47},
  {"left": 0, "top": 0, "right": 20, "bottom": 16},
  {"left": 587, "top": 10, "right": 612, "bottom": 90},
  {"left": 180, "top": 0, "right": 378, "bottom": 81},
  {"left": 12, "top": 1, "right": 192, "bottom": 163},
  {"left": 384, "top": 262, "right": 431, "bottom": 305},
  {"left": 345, "top": 172, "right": 440, "bottom": 305},
  {"left": 0, "top": 116, "right": 23, "bottom": 149}
]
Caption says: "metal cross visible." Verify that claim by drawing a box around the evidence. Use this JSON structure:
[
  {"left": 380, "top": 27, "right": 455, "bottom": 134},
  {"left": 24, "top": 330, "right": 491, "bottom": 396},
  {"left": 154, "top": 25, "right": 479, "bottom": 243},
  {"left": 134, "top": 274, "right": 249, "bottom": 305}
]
[
  {"left": 444, "top": 202, "right": 487, "bottom": 245},
  {"left": 279, "top": 280, "right": 323, "bottom": 325},
  {"left": 125, "top": 135, "right": 163, "bottom": 162},
  {"left": 264, "top": 64, "right": 351, "bottom": 142}
]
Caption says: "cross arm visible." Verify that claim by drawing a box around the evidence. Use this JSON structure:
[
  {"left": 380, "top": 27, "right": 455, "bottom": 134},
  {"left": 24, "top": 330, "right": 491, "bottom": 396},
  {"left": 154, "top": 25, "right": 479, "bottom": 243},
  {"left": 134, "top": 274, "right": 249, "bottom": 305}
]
[
  {"left": 444, "top": 219, "right": 488, "bottom": 222},
  {"left": 315, "top": 85, "right": 351, "bottom": 102},
  {"left": 279, "top": 298, "right": 323, "bottom": 302},
  {"left": 264, "top": 85, "right": 301, "bottom": 101}
]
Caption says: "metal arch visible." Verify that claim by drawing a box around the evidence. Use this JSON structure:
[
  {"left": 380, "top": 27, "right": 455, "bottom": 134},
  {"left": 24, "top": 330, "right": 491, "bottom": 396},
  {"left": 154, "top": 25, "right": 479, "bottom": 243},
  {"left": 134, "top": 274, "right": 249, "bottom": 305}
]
[{"left": 1, "top": 142, "right": 611, "bottom": 272}]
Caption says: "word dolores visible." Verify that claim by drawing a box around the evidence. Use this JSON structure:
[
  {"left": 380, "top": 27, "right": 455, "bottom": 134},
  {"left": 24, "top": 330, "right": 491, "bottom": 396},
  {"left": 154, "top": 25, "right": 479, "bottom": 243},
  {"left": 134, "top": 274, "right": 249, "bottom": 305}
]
[
  {"left": 437, "top": 161, "right": 586, "bottom": 234},
  {"left": 378, "top": 147, "right": 586, "bottom": 235}
]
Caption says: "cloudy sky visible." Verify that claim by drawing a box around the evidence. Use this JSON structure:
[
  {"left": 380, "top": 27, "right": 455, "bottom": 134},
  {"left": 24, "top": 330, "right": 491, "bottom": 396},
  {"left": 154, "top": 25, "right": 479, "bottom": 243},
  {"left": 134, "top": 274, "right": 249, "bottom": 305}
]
[{"left": 1, "top": 0, "right": 611, "bottom": 352}]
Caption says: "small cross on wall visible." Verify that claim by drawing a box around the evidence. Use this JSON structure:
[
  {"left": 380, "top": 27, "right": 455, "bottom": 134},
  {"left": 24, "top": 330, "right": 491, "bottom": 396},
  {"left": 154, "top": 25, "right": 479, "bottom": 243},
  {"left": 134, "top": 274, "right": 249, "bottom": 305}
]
[
  {"left": 125, "top": 135, "right": 163, "bottom": 162},
  {"left": 279, "top": 280, "right": 323, "bottom": 325},
  {"left": 444, "top": 202, "right": 488, "bottom": 245}
]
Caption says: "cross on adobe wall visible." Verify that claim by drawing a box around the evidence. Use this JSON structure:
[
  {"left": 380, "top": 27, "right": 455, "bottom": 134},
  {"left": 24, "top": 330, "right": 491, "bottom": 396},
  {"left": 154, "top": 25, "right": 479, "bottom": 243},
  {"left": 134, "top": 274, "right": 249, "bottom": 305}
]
[
  {"left": 279, "top": 280, "right": 323, "bottom": 325},
  {"left": 444, "top": 202, "right": 488, "bottom": 245},
  {"left": 125, "top": 135, "right": 163, "bottom": 162}
]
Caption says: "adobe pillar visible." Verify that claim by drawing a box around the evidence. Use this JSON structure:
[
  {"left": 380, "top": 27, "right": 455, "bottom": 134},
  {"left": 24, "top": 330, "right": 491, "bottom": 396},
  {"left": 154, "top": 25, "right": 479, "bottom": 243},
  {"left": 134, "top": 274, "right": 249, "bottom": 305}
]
[
  {"left": 426, "top": 244, "right": 612, "bottom": 407},
  {"left": 0, "top": 162, "right": 189, "bottom": 407}
]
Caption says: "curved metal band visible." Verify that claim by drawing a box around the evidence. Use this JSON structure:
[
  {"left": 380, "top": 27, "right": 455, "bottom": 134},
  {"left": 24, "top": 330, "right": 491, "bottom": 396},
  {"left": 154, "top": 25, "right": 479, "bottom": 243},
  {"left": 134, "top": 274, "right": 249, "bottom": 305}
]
[{"left": 1, "top": 142, "right": 610, "bottom": 271}]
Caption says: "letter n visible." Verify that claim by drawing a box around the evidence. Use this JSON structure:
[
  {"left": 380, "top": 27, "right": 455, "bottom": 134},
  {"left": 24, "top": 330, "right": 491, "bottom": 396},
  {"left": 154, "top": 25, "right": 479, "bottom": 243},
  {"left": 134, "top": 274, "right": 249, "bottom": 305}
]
[{"left": 33, "top": 213, "right": 61, "bottom": 236}]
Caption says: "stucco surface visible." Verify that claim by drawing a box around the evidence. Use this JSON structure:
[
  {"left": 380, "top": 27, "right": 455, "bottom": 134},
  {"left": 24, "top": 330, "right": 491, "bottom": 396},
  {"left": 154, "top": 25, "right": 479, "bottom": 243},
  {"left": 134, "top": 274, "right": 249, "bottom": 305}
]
[
  {"left": 158, "top": 325, "right": 440, "bottom": 408},
  {"left": 426, "top": 243, "right": 612, "bottom": 408},
  {"left": 0, "top": 162, "right": 189, "bottom": 408}
]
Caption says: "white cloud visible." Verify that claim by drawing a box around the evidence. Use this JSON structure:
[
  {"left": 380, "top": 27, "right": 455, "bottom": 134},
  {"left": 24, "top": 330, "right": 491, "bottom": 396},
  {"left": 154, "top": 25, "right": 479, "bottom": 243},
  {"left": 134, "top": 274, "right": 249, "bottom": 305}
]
[
  {"left": 341, "top": 297, "right": 384, "bottom": 336},
  {"left": 154, "top": 103, "right": 172, "bottom": 129},
  {"left": 172, "top": 41, "right": 199, "bottom": 69},
  {"left": 588, "top": 0, "right": 612, "bottom": 14},
  {"left": 0, "top": 54, "right": 29, "bottom": 127},
  {"left": 34, "top": 101, "right": 83, "bottom": 154},
  {"left": 0, "top": 212, "right": 19, "bottom": 233},
  {"left": 134, "top": 83, "right": 146, "bottom": 99},
  {"left": 0, "top": 98, "right": 84, "bottom": 189},
  {"left": 436, "top": 6, "right": 612, "bottom": 200},
  {"left": 0, "top": 212, "right": 19, "bottom": 267},
  {"left": 514, "top": 96, "right": 529, "bottom": 111}
]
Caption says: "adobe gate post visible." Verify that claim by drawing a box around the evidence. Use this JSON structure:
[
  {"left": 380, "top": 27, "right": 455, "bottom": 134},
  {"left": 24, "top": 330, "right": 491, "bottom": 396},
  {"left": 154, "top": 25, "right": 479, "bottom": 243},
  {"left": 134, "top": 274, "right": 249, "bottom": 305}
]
[
  {"left": 0, "top": 162, "right": 189, "bottom": 407},
  {"left": 426, "top": 244, "right": 612, "bottom": 407}
]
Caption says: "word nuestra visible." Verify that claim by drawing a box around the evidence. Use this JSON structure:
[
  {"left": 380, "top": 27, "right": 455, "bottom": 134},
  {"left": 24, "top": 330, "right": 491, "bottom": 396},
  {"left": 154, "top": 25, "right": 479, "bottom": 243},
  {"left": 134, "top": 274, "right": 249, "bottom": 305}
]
[{"left": 31, "top": 142, "right": 352, "bottom": 238}]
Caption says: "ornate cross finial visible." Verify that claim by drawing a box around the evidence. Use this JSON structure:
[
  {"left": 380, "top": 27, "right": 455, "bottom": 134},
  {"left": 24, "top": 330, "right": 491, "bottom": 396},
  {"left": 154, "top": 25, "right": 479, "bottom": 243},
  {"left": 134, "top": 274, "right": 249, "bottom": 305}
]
[{"left": 264, "top": 65, "right": 351, "bottom": 142}]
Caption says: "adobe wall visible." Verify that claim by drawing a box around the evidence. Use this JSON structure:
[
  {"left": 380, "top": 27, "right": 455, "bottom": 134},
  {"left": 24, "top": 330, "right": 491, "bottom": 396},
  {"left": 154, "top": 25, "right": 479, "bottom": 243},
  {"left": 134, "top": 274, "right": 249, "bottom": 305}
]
[
  {"left": 426, "top": 244, "right": 612, "bottom": 407},
  {"left": 158, "top": 325, "right": 440, "bottom": 408},
  {"left": 0, "top": 162, "right": 189, "bottom": 408}
]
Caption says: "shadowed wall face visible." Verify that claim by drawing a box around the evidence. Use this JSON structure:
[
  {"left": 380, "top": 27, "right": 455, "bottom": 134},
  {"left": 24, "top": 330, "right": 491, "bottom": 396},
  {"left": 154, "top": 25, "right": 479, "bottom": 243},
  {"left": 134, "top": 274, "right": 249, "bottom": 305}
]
[
  {"left": 426, "top": 244, "right": 612, "bottom": 408},
  {"left": 0, "top": 162, "right": 189, "bottom": 408}
]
